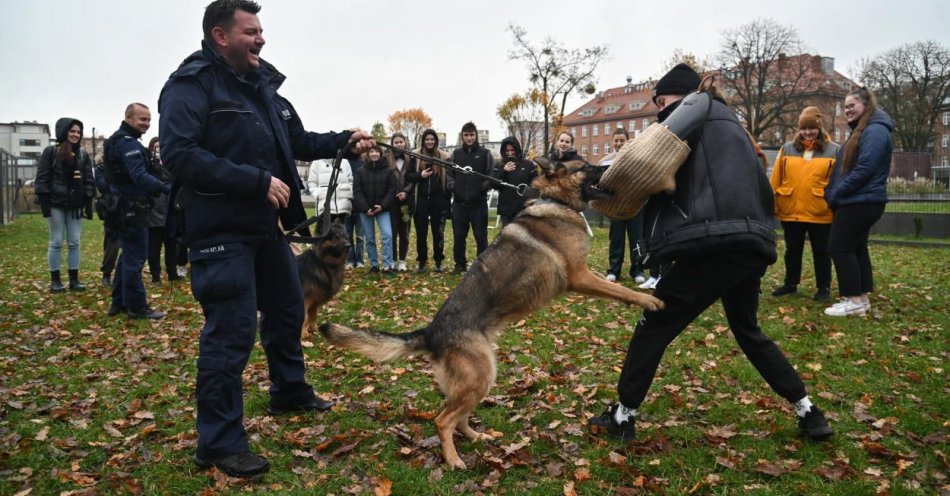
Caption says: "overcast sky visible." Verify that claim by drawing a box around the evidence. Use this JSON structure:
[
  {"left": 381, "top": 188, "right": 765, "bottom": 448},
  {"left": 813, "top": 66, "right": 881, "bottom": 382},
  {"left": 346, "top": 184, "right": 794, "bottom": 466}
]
[{"left": 2, "top": 0, "right": 948, "bottom": 146}]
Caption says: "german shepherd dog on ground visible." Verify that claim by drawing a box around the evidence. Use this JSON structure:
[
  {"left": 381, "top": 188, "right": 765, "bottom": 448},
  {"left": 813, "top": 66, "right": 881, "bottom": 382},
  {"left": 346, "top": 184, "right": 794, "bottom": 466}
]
[
  {"left": 297, "top": 218, "right": 350, "bottom": 338},
  {"left": 320, "top": 159, "right": 664, "bottom": 469}
]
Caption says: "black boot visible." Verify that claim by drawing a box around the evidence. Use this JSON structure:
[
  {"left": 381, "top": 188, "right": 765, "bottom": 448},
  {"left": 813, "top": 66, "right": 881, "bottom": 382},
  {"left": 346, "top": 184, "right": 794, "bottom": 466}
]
[
  {"left": 50, "top": 271, "right": 66, "bottom": 293},
  {"left": 68, "top": 269, "right": 86, "bottom": 291}
]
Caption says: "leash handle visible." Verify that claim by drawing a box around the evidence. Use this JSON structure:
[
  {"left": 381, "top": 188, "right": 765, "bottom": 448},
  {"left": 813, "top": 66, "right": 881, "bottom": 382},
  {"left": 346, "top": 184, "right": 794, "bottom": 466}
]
[{"left": 284, "top": 147, "right": 346, "bottom": 242}]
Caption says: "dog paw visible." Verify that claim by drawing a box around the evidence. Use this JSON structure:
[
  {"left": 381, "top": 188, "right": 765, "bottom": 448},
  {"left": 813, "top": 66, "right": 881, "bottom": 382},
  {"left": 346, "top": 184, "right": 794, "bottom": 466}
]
[
  {"left": 474, "top": 432, "right": 495, "bottom": 442},
  {"left": 634, "top": 295, "right": 665, "bottom": 311},
  {"left": 445, "top": 456, "right": 467, "bottom": 470}
]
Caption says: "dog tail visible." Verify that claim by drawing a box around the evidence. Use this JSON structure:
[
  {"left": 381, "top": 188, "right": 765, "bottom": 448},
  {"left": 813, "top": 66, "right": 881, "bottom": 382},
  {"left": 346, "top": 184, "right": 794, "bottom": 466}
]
[{"left": 318, "top": 323, "right": 428, "bottom": 362}]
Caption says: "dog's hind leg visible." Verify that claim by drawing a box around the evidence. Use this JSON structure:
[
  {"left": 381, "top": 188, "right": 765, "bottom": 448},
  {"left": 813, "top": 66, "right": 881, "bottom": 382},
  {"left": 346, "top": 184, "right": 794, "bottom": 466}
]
[{"left": 433, "top": 349, "right": 495, "bottom": 469}]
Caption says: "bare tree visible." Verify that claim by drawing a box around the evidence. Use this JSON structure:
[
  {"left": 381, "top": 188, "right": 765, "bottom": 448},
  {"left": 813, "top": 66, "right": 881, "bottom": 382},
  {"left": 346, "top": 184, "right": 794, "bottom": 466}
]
[
  {"left": 858, "top": 41, "right": 950, "bottom": 152},
  {"left": 715, "top": 18, "right": 812, "bottom": 143},
  {"left": 496, "top": 89, "right": 557, "bottom": 157},
  {"left": 507, "top": 24, "right": 608, "bottom": 152},
  {"left": 661, "top": 49, "right": 710, "bottom": 76}
]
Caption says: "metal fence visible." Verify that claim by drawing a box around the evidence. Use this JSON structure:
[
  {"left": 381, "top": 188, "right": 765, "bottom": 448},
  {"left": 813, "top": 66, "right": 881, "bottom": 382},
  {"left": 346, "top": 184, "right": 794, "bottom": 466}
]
[{"left": 0, "top": 152, "right": 39, "bottom": 224}]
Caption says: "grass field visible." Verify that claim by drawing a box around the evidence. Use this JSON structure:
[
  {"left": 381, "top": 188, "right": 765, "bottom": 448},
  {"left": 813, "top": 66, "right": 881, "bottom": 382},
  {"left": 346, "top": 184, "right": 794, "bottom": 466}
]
[{"left": 0, "top": 213, "right": 947, "bottom": 495}]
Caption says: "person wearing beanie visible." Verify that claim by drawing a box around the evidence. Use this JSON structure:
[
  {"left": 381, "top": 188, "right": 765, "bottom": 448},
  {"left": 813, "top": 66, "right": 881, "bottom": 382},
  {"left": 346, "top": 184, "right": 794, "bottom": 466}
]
[
  {"left": 589, "top": 65, "right": 833, "bottom": 444},
  {"left": 651, "top": 63, "right": 702, "bottom": 106},
  {"left": 35, "top": 117, "right": 96, "bottom": 292},
  {"left": 770, "top": 106, "right": 839, "bottom": 302},
  {"left": 448, "top": 122, "right": 494, "bottom": 274}
]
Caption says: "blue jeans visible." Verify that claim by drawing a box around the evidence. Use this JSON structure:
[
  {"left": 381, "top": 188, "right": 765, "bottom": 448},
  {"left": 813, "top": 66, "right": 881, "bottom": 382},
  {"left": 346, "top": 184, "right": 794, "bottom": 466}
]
[
  {"left": 46, "top": 207, "right": 84, "bottom": 271},
  {"left": 344, "top": 213, "right": 364, "bottom": 265},
  {"left": 360, "top": 211, "right": 393, "bottom": 269},
  {"left": 111, "top": 226, "right": 149, "bottom": 311}
]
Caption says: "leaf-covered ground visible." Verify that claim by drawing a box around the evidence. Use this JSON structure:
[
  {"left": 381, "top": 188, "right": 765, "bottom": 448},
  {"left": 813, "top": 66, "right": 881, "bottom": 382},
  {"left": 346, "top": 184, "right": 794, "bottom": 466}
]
[{"left": 0, "top": 214, "right": 947, "bottom": 495}]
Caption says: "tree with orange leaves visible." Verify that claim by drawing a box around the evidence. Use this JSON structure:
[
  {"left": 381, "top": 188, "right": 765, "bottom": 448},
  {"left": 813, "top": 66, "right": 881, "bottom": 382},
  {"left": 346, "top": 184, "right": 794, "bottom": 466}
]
[{"left": 388, "top": 108, "right": 433, "bottom": 149}]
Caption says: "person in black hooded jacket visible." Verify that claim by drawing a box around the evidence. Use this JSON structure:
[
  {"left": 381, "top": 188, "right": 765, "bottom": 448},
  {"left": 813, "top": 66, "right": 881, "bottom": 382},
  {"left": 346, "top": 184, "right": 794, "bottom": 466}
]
[
  {"left": 35, "top": 117, "right": 96, "bottom": 292},
  {"left": 406, "top": 129, "right": 453, "bottom": 272},
  {"left": 589, "top": 63, "right": 833, "bottom": 444},
  {"left": 549, "top": 130, "right": 584, "bottom": 162},
  {"left": 491, "top": 136, "right": 536, "bottom": 226}
]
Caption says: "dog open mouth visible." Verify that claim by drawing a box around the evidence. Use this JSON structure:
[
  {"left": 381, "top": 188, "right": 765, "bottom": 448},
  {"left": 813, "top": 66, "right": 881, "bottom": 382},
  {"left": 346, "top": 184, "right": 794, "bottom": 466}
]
[{"left": 581, "top": 165, "right": 614, "bottom": 202}]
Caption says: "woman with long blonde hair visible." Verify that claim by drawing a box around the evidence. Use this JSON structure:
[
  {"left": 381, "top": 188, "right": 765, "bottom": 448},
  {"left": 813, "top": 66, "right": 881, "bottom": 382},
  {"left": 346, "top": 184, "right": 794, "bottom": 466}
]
[
  {"left": 823, "top": 87, "right": 893, "bottom": 316},
  {"left": 407, "top": 129, "right": 452, "bottom": 272}
]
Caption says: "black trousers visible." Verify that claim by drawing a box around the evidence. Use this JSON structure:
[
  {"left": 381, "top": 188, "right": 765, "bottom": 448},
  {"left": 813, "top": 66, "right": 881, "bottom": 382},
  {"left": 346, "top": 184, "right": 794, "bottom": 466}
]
[
  {"left": 829, "top": 202, "right": 885, "bottom": 297},
  {"left": 148, "top": 226, "right": 177, "bottom": 281},
  {"left": 607, "top": 215, "right": 643, "bottom": 278},
  {"left": 191, "top": 238, "right": 313, "bottom": 460},
  {"left": 100, "top": 226, "right": 120, "bottom": 277},
  {"left": 413, "top": 199, "right": 446, "bottom": 266},
  {"left": 451, "top": 202, "right": 488, "bottom": 268},
  {"left": 617, "top": 252, "right": 807, "bottom": 409},
  {"left": 389, "top": 206, "right": 411, "bottom": 262},
  {"left": 779, "top": 221, "right": 831, "bottom": 289}
]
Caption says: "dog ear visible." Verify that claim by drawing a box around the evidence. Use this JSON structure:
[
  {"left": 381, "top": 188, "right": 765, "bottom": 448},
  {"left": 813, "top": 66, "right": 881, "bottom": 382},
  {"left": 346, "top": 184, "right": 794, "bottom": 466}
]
[{"left": 534, "top": 157, "right": 562, "bottom": 176}]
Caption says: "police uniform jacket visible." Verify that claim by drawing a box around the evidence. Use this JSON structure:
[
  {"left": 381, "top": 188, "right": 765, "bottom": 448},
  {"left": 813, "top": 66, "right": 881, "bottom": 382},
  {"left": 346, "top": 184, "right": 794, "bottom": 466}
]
[
  {"left": 158, "top": 41, "right": 354, "bottom": 247},
  {"left": 105, "top": 121, "right": 167, "bottom": 200}
]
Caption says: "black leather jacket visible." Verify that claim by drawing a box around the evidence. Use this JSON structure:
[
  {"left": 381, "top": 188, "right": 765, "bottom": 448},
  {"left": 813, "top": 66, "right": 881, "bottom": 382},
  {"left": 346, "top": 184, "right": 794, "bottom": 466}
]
[{"left": 638, "top": 99, "right": 777, "bottom": 266}]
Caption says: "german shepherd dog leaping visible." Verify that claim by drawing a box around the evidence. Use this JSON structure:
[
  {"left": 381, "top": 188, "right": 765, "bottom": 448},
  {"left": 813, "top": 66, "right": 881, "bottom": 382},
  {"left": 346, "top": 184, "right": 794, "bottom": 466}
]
[{"left": 320, "top": 159, "right": 664, "bottom": 469}]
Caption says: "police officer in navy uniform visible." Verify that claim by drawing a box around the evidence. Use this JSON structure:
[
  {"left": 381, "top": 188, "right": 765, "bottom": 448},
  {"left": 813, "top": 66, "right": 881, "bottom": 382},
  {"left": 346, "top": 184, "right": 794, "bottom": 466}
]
[
  {"left": 158, "top": 0, "right": 374, "bottom": 478},
  {"left": 105, "top": 103, "right": 169, "bottom": 320}
]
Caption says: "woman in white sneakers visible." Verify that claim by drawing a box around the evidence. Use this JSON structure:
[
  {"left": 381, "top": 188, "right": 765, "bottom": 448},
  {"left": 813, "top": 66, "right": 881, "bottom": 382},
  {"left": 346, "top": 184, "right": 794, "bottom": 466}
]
[{"left": 824, "top": 87, "right": 893, "bottom": 317}]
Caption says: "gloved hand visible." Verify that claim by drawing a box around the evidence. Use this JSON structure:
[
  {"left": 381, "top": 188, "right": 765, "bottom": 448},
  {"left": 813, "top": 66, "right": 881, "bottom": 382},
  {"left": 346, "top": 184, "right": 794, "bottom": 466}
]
[
  {"left": 38, "top": 194, "right": 51, "bottom": 218},
  {"left": 84, "top": 198, "right": 93, "bottom": 220}
]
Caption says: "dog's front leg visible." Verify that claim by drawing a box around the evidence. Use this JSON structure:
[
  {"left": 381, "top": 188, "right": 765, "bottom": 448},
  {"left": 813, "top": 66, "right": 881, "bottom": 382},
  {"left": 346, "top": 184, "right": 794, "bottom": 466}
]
[{"left": 569, "top": 269, "right": 665, "bottom": 311}]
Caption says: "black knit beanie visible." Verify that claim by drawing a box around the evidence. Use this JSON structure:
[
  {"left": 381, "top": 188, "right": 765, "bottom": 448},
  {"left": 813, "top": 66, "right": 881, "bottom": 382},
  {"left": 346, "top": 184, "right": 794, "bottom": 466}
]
[{"left": 652, "top": 63, "right": 702, "bottom": 104}]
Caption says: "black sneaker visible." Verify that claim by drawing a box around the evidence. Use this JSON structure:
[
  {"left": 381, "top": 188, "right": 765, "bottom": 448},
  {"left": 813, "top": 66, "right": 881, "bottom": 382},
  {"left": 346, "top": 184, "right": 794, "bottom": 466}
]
[
  {"left": 268, "top": 396, "right": 334, "bottom": 415},
  {"left": 813, "top": 287, "right": 831, "bottom": 302},
  {"left": 194, "top": 451, "right": 269, "bottom": 478},
  {"left": 368, "top": 266, "right": 380, "bottom": 274},
  {"left": 128, "top": 307, "right": 166, "bottom": 320},
  {"left": 107, "top": 304, "right": 127, "bottom": 317},
  {"left": 434, "top": 263, "right": 444, "bottom": 273},
  {"left": 588, "top": 404, "right": 636, "bottom": 441},
  {"left": 453, "top": 265, "right": 466, "bottom": 275},
  {"left": 415, "top": 264, "right": 427, "bottom": 273},
  {"left": 798, "top": 407, "right": 833, "bottom": 440},
  {"left": 771, "top": 285, "right": 798, "bottom": 297}
]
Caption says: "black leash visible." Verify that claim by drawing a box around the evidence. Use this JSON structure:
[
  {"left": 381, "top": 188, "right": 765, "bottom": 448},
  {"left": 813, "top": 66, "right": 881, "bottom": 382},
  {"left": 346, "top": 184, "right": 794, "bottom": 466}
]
[
  {"left": 375, "top": 141, "right": 533, "bottom": 197},
  {"left": 283, "top": 148, "right": 346, "bottom": 244}
]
